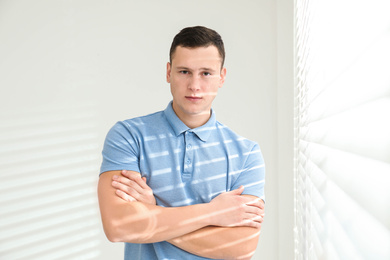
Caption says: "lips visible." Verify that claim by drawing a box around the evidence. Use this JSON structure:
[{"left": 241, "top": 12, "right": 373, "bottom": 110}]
[{"left": 185, "top": 96, "right": 202, "bottom": 101}]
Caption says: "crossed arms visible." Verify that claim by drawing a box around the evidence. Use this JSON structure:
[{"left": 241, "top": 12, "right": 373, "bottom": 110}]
[{"left": 98, "top": 170, "right": 264, "bottom": 259}]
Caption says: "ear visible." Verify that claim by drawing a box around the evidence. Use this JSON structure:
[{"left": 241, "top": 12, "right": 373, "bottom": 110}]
[
  {"left": 219, "top": 67, "right": 227, "bottom": 88},
  {"left": 166, "top": 62, "right": 172, "bottom": 83}
]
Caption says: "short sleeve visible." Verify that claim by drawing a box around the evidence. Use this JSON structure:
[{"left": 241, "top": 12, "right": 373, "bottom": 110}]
[
  {"left": 231, "top": 143, "right": 266, "bottom": 202},
  {"left": 100, "top": 121, "right": 141, "bottom": 175}
]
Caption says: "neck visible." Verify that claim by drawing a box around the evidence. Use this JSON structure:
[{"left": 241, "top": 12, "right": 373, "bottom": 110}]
[
  {"left": 181, "top": 113, "right": 211, "bottom": 129},
  {"left": 172, "top": 104, "right": 211, "bottom": 129}
]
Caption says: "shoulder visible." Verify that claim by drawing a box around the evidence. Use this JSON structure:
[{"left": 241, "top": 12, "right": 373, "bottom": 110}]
[
  {"left": 103, "top": 110, "right": 168, "bottom": 152},
  {"left": 110, "top": 110, "right": 166, "bottom": 133},
  {"left": 123, "top": 110, "right": 165, "bottom": 127},
  {"left": 215, "top": 121, "right": 259, "bottom": 150}
]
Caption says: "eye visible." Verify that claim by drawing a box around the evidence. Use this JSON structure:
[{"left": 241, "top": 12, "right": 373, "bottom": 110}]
[
  {"left": 202, "top": 72, "right": 211, "bottom": 76},
  {"left": 179, "top": 70, "right": 189, "bottom": 75}
]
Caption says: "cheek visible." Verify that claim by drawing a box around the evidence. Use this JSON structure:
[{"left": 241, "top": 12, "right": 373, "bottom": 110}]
[
  {"left": 204, "top": 81, "right": 220, "bottom": 92},
  {"left": 171, "top": 78, "right": 187, "bottom": 90},
  {"left": 170, "top": 82, "right": 181, "bottom": 97}
]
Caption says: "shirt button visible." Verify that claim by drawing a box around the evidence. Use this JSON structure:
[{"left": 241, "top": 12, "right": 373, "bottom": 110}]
[
  {"left": 186, "top": 144, "right": 192, "bottom": 149},
  {"left": 186, "top": 159, "right": 191, "bottom": 164}
]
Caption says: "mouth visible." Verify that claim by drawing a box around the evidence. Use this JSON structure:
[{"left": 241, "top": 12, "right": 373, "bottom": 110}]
[{"left": 185, "top": 96, "right": 202, "bottom": 101}]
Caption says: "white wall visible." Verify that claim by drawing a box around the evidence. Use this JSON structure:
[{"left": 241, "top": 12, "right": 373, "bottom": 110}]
[
  {"left": 0, "top": 1, "right": 293, "bottom": 259},
  {"left": 276, "top": 0, "right": 294, "bottom": 259}
]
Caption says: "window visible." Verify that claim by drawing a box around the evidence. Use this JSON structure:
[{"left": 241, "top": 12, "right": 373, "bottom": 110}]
[{"left": 294, "top": 0, "right": 390, "bottom": 259}]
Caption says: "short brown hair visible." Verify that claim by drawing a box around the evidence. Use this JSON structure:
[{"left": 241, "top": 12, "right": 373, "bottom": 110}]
[{"left": 169, "top": 26, "right": 225, "bottom": 68}]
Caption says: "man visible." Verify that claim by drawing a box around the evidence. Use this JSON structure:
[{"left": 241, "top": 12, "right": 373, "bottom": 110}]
[{"left": 98, "top": 26, "right": 265, "bottom": 260}]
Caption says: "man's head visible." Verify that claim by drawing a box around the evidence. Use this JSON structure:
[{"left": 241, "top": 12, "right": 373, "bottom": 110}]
[
  {"left": 166, "top": 26, "right": 227, "bottom": 128},
  {"left": 169, "top": 26, "right": 225, "bottom": 69}
]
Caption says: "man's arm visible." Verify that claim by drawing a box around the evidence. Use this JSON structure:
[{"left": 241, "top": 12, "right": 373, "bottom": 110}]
[
  {"left": 168, "top": 224, "right": 261, "bottom": 260},
  {"left": 98, "top": 170, "right": 263, "bottom": 244},
  {"left": 167, "top": 195, "right": 263, "bottom": 260},
  {"left": 110, "top": 170, "right": 264, "bottom": 259}
]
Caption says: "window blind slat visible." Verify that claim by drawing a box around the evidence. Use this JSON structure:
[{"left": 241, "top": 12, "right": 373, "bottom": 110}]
[
  {"left": 299, "top": 142, "right": 390, "bottom": 227},
  {"left": 303, "top": 98, "right": 390, "bottom": 163},
  {"left": 325, "top": 180, "right": 390, "bottom": 259},
  {"left": 307, "top": 33, "right": 390, "bottom": 121},
  {"left": 297, "top": 145, "right": 390, "bottom": 259}
]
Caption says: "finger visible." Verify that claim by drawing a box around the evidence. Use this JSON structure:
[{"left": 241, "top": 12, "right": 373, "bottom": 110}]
[
  {"left": 238, "top": 218, "right": 262, "bottom": 229},
  {"left": 121, "top": 169, "right": 141, "bottom": 180},
  {"left": 136, "top": 176, "right": 150, "bottom": 189},
  {"left": 121, "top": 171, "right": 150, "bottom": 189},
  {"left": 245, "top": 213, "right": 264, "bottom": 223},
  {"left": 115, "top": 189, "right": 136, "bottom": 202},
  {"left": 112, "top": 180, "right": 140, "bottom": 197},
  {"left": 228, "top": 185, "right": 244, "bottom": 195},
  {"left": 113, "top": 175, "right": 145, "bottom": 194},
  {"left": 114, "top": 180, "right": 145, "bottom": 201},
  {"left": 245, "top": 212, "right": 264, "bottom": 223},
  {"left": 244, "top": 205, "right": 264, "bottom": 217},
  {"left": 245, "top": 198, "right": 265, "bottom": 209}
]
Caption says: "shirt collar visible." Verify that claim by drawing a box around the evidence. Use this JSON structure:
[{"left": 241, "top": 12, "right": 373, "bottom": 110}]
[{"left": 163, "top": 101, "right": 217, "bottom": 142}]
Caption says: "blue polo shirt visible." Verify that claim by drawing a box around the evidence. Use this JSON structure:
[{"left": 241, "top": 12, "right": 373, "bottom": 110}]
[{"left": 100, "top": 102, "right": 265, "bottom": 260}]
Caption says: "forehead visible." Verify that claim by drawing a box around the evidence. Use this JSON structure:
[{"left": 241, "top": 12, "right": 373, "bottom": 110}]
[{"left": 171, "top": 46, "right": 222, "bottom": 68}]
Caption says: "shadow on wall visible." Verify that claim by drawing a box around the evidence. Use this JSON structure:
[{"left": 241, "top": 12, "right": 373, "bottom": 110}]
[{"left": 0, "top": 103, "right": 102, "bottom": 259}]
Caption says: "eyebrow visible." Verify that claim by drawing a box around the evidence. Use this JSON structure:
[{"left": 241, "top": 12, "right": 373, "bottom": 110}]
[{"left": 175, "top": 66, "right": 217, "bottom": 73}]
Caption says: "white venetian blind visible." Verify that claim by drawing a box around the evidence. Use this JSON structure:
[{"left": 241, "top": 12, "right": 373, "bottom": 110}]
[
  {"left": 294, "top": 0, "right": 390, "bottom": 259},
  {"left": 0, "top": 104, "right": 102, "bottom": 259}
]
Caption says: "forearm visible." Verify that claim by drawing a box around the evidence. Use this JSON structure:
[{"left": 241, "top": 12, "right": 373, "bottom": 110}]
[
  {"left": 102, "top": 202, "right": 212, "bottom": 244},
  {"left": 98, "top": 171, "right": 213, "bottom": 243},
  {"left": 168, "top": 226, "right": 261, "bottom": 260}
]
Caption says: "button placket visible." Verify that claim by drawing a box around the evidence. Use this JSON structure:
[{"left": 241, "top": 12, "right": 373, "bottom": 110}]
[{"left": 183, "top": 131, "right": 194, "bottom": 174}]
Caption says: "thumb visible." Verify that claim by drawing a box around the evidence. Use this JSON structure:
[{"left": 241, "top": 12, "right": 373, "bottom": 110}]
[{"left": 229, "top": 185, "right": 244, "bottom": 195}]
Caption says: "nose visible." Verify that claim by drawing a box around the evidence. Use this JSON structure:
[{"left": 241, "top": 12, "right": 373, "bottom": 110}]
[{"left": 188, "top": 75, "right": 201, "bottom": 91}]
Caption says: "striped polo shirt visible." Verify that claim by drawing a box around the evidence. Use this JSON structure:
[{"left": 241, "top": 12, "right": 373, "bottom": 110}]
[{"left": 100, "top": 101, "right": 265, "bottom": 259}]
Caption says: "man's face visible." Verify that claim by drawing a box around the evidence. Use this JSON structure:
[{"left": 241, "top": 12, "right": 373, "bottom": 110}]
[{"left": 167, "top": 46, "right": 226, "bottom": 123}]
